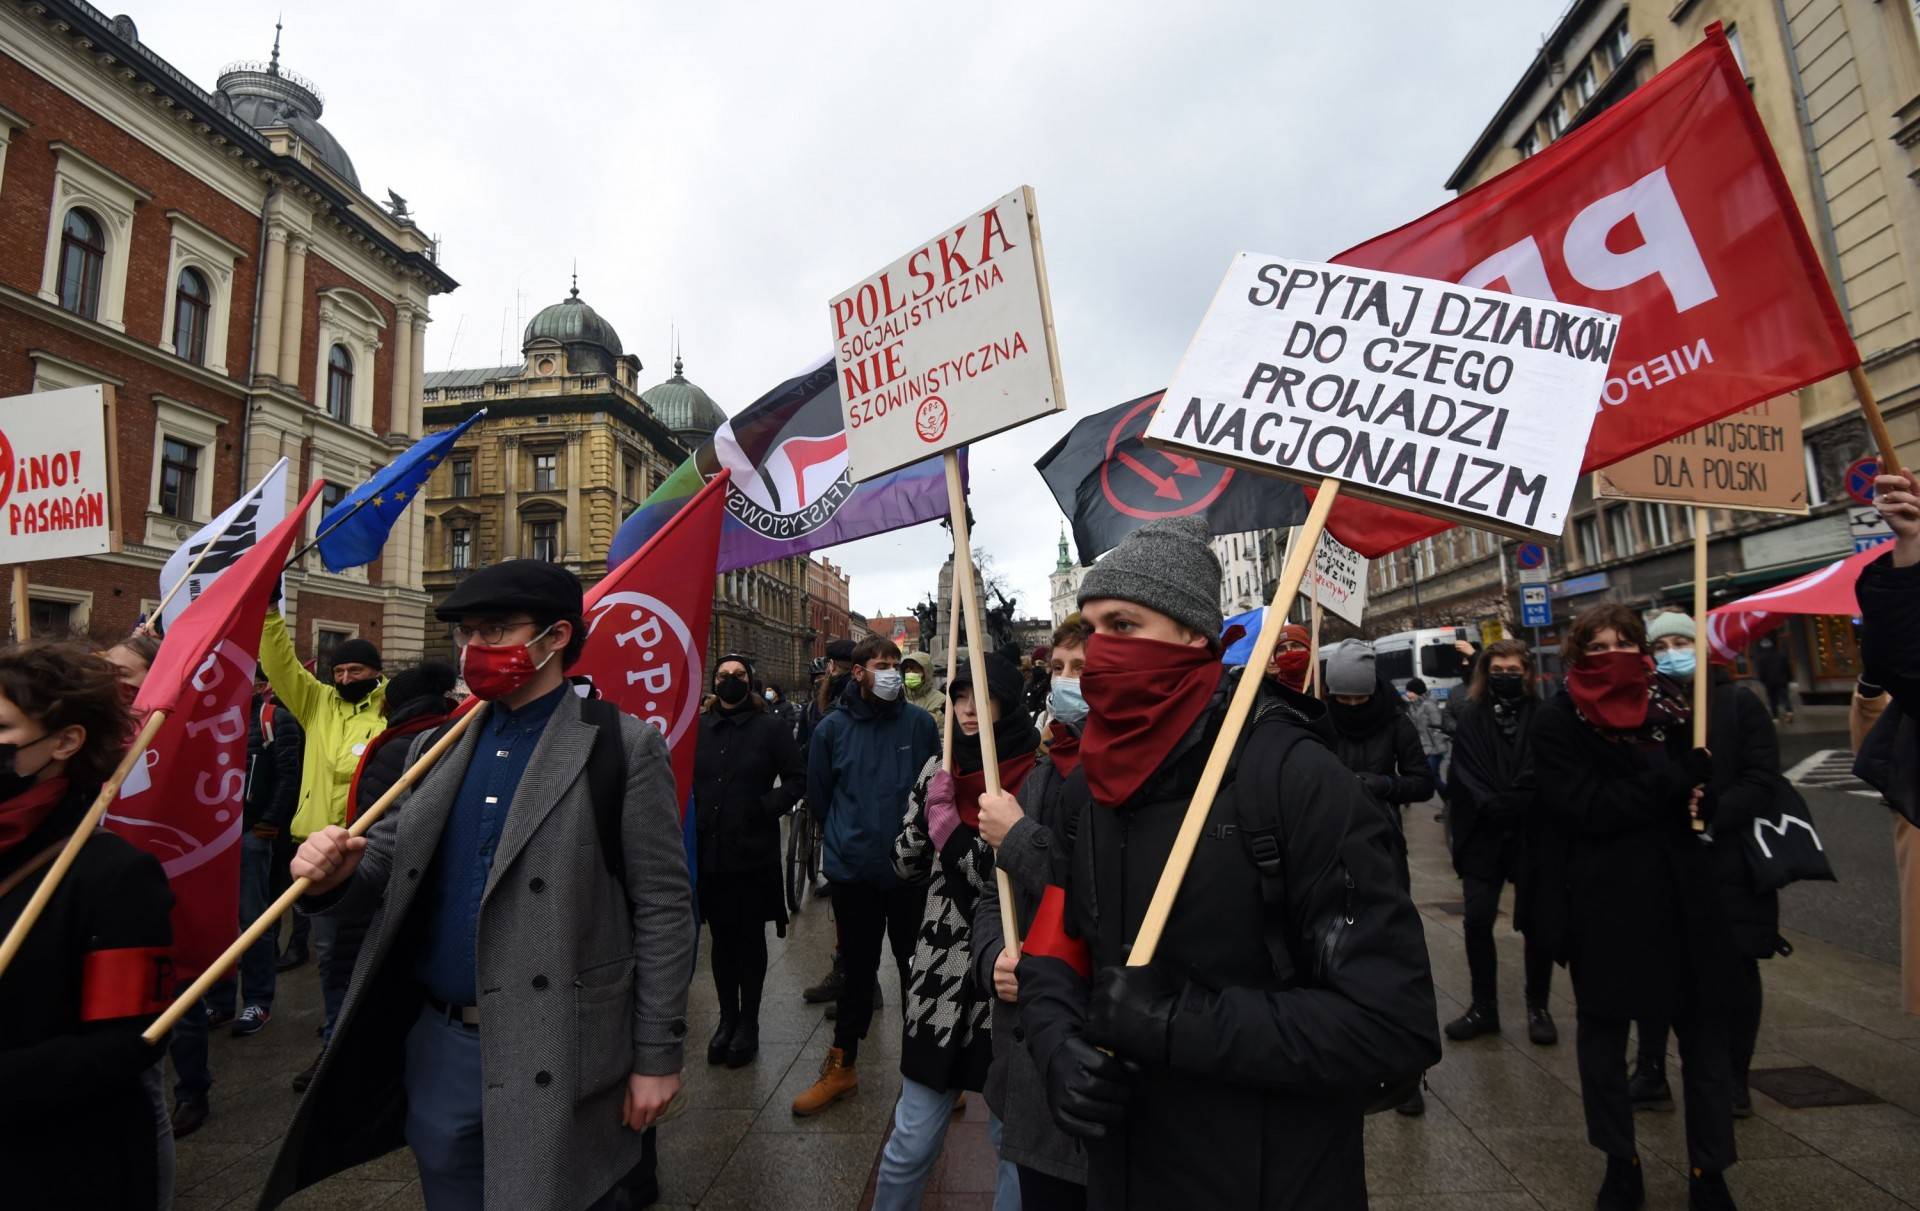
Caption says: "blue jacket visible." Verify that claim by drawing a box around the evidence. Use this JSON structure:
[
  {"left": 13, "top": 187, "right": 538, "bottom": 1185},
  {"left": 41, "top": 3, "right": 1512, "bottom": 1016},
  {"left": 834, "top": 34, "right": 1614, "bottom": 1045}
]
[{"left": 808, "top": 680, "right": 938, "bottom": 886}]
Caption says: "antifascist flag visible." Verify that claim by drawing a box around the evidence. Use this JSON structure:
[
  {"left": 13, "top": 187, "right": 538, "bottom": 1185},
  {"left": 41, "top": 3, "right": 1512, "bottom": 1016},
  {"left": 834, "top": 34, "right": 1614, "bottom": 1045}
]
[
  {"left": 155, "top": 458, "right": 288, "bottom": 633},
  {"left": 579, "top": 471, "right": 729, "bottom": 817},
  {"left": 1037, "top": 391, "right": 1310, "bottom": 563},
  {"left": 1317, "top": 24, "right": 1855, "bottom": 557},
  {"left": 107, "top": 479, "right": 326, "bottom": 979},
  {"left": 316, "top": 411, "right": 484, "bottom": 572},
  {"left": 607, "top": 359, "right": 957, "bottom": 573}
]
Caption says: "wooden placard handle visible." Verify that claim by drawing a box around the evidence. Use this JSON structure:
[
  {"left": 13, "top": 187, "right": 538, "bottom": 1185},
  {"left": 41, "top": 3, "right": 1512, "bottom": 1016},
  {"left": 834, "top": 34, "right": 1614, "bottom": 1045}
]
[{"left": 1691, "top": 506, "right": 1710, "bottom": 833}]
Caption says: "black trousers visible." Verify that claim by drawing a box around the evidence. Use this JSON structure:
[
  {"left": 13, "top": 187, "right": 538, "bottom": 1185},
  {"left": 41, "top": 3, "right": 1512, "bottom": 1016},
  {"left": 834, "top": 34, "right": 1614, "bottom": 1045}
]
[
  {"left": 1018, "top": 1165, "right": 1089, "bottom": 1210},
  {"left": 1577, "top": 1006, "right": 1736, "bottom": 1173},
  {"left": 709, "top": 917, "right": 769, "bottom": 1022},
  {"left": 829, "top": 878, "right": 925, "bottom": 1061},
  {"left": 1462, "top": 870, "right": 1554, "bottom": 1009},
  {"left": 1636, "top": 956, "right": 1764, "bottom": 1091}
]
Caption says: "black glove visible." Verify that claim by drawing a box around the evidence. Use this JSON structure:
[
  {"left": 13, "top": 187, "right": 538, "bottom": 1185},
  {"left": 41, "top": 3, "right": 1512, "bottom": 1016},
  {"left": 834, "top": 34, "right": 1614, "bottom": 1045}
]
[
  {"left": 1043, "top": 1034, "right": 1138, "bottom": 1140},
  {"left": 267, "top": 575, "right": 283, "bottom": 610},
  {"left": 1087, "top": 963, "right": 1181, "bottom": 1066},
  {"left": 1358, "top": 773, "right": 1393, "bottom": 799}
]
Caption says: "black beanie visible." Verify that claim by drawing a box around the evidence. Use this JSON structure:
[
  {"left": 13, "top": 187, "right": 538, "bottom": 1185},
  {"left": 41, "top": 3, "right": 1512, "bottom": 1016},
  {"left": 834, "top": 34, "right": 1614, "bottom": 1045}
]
[
  {"left": 331, "top": 638, "right": 382, "bottom": 671},
  {"left": 949, "top": 651, "right": 1023, "bottom": 717},
  {"left": 385, "top": 661, "right": 456, "bottom": 712}
]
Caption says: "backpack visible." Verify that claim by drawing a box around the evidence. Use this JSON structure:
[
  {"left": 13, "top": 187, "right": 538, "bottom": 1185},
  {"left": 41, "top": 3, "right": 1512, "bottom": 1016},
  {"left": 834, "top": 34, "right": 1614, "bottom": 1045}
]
[
  {"left": 421, "top": 695, "right": 631, "bottom": 891},
  {"left": 1225, "top": 701, "right": 1424, "bottom": 1115}
]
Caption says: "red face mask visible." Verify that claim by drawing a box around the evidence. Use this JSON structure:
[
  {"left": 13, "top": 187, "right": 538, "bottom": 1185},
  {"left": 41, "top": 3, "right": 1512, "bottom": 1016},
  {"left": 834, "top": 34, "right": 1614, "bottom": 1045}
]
[
  {"left": 1080, "top": 632, "right": 1222, "bottom": 806},
  {"left": 1271, "top": 648, "right": 1312, "bottom": 692},
  {"left": 459, "top": 625, "right": 556, "bottom": 702},
  {"left": 1566, "top": 649, "right": 1655, "bottom": 731}
]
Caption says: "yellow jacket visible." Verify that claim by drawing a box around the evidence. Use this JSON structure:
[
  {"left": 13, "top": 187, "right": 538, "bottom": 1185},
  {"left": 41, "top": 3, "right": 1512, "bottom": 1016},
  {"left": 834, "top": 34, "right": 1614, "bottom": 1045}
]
[{"left": 260, "top": 609, "right": 388, "bottom": 838}]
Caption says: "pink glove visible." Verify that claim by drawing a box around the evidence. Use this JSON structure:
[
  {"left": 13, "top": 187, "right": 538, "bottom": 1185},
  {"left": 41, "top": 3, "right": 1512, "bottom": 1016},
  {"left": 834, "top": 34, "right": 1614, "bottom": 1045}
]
[{"left": 925, "top": 770, "right": 960, "bottom": 852}]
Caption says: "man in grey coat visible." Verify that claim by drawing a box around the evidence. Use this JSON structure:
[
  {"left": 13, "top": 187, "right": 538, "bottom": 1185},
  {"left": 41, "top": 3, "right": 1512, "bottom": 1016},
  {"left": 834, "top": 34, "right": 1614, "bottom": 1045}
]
[{"left": 264, "top": 560, "right": 695, "bottom": 1211}]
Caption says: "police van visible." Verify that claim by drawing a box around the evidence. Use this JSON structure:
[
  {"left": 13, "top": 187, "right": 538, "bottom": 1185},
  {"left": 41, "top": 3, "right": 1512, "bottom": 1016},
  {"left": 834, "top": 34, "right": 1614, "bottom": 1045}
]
[{"left": 1320, "top": 627, "right": 1474, "bottom": 700}]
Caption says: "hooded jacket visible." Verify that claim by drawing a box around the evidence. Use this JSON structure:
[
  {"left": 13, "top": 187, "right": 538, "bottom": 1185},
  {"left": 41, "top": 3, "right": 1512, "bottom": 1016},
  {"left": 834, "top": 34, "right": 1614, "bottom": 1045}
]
[
  {"left": 900, "top": 650, "right": 946, "bottom": 725},
  {"left": 807, "top": 678, "right": 939, "bottom": 886},
  {"left": 260, "top": 610, "right": 388, "bottom": 838},
  {"left": 1020, "top": 675, "right": 1440, "bottom": 1209}
]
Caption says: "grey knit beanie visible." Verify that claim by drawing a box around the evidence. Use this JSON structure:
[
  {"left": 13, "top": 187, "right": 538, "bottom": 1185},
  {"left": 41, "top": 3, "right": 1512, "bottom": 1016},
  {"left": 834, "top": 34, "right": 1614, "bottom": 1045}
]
[
  {"left": 1077, "top": 517, "right": 1223, "bottom": 639},
  {"left": 1646, "top": 611, "right": 1695, "bottom": 643},
  {"left": 1327, "top": 642, "right": 1377, "bottom": 696}
]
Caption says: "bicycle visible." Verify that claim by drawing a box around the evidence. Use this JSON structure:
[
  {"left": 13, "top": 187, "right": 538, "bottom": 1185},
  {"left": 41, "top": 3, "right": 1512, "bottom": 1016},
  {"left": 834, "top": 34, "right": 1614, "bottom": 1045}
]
[{"left": 785, "top": 802, "right": 823, "bottom": 913}]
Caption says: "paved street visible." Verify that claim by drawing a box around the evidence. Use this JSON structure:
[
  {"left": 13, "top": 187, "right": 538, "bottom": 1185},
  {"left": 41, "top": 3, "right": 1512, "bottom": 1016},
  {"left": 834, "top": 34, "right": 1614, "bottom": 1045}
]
[{"left": 172, "top": 743, "right": 1920, "bottom": 1210}]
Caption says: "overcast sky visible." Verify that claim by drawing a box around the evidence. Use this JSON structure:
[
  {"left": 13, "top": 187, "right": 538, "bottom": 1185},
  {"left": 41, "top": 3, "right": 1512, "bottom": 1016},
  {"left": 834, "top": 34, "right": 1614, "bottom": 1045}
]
[{"left": 140, "top": 0, "right": 1565, "bottom": 619}]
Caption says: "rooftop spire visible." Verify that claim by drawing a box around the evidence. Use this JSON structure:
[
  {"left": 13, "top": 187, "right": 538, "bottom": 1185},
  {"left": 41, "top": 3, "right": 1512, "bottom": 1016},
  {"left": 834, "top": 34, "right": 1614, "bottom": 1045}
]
[
  {"left": 569, "top": 261, "right": 579, "bottom": 300},
  {"left": 269, "top": 16, "right": 282, "bottom": 74},
  {"left": 1056, "top": 523, "right": 1071, "bottom": 572}
]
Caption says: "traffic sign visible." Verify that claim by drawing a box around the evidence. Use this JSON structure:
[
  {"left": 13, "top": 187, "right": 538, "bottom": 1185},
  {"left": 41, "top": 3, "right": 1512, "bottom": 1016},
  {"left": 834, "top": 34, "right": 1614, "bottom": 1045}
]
[
  {"left": 1850, "top": 504, "right": 1894, "bottom": 553},
  {"left": 1846, "top": 456, "right": 1880, "bottom": 506},
  {"left": 1516, "top": 542, "right": 1551, "bottom": 585},
  {"left": 1521, "top": 584, "right": 1551, "bottom": 628}
]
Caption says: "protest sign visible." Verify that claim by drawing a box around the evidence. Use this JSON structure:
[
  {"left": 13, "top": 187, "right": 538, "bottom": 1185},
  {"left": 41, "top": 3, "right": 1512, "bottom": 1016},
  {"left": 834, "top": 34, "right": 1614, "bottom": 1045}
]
[
  {"left": 1594, "top": 399, "right": 1807, "bottom": 514},
  {"left": 0, "top": 385, "right": 119, "bottom": 561},
  {"left": 1306, "top": 529, "right": 1368, "bottom": 627},
  {"left": 1144, "top": 256, "right": 1616, "bottom": 541},
  {"left": 830, "top": 187, "right": 1065, "bottom": 482}
]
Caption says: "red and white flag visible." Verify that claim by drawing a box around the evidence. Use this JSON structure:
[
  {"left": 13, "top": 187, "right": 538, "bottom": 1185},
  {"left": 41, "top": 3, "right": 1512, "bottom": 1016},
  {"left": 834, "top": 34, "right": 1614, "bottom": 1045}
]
[
  {"left": 106, "top": 479, "right": 325, "bottom": 979},
  {"left": 575, "top": 471, "right": 730, "bottom": 817},
  {"left": 1321, "top": 25, "right": 1856, "bottom": 557}
]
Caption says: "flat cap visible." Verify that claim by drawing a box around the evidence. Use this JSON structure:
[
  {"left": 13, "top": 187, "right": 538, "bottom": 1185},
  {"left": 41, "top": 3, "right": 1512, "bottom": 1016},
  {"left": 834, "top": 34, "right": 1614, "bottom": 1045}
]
[{"left": 435, "top": 559, "right": 583, "bottom": 621}]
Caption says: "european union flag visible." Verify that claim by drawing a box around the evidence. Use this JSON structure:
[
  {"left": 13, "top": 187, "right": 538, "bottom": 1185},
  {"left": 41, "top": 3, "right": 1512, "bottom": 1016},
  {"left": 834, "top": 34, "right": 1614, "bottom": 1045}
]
[{"left": 316, "top": 411, "right": 484, "bottom": 572}]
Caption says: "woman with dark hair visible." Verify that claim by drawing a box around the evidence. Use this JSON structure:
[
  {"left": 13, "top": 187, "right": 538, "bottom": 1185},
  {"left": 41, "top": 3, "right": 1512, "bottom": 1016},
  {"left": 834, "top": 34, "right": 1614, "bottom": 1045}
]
[
  {"left": 1443, "top": 638, "right": 1557, "bottom": 1047},
  {"left": 1532, "top": 603, "right": 1739, "bottom": 1211},
  {"left": 694, "top": 653, "right": 804, "bottom": 1068},
  {"left": 0, "top": 641, "right": 172, "bottom": 1210}
]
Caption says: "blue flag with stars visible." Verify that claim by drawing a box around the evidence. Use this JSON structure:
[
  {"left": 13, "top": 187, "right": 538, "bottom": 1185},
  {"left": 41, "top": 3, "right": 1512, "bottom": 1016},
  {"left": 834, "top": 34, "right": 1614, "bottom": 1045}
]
[{"left": 316, "top": 411, "right": 484, "bottom": 572}]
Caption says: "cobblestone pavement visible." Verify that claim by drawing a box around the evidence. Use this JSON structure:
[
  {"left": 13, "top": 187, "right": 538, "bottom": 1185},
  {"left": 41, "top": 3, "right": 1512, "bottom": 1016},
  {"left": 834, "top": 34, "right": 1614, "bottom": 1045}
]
[{"left": 174, "top": 781, "right": 1920, "bottom": 1210}]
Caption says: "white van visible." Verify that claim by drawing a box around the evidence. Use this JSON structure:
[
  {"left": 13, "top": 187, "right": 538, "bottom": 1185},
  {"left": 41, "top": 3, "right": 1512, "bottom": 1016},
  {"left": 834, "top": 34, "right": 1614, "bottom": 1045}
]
[{"left": 1322, "top": 627, "right": 1473, "bottom": 701}]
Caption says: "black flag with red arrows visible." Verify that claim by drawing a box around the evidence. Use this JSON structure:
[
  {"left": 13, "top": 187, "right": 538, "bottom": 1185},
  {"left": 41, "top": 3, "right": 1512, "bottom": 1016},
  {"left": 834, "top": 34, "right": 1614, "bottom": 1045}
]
[{"left": 1036, "top": 390, "right": 1310, "bottom": 564}]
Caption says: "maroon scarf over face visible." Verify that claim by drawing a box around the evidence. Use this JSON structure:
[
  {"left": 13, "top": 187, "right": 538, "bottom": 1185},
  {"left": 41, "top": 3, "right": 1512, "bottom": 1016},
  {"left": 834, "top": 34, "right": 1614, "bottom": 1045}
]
[
  {"left": 1566, "top": 649, "right": 1657, "bottom": 731},
  {"left": 952, "top": 750, "right": 1041, "bottom": 831},
  {"left": 0, "top": 776, "right": 69, "bottom": 854},
  {"left": 1080, "top": 632, "right": 1223, "bottom": 807},
  {"left": 1046, "top": 719, "right": 1082, "bottom": 778}
]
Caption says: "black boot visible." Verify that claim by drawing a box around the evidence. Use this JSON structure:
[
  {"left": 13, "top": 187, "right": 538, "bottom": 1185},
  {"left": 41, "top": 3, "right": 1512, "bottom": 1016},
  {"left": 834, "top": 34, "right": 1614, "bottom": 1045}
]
[
  {"left": 1527, "top": 1005, "right": 1560, "bottom": 1046},
  {"left": 803, "top": 954, "right": 845, "bottom": 1004},
  {"left": 1689, "top": 1169, "right": 1737, "bottom": 1210},
  {"left": 707, "top": 1016, "right": 736, "bottom": 1066},
  {"left": 291, "top": 1050, "right": 322, "bottom": 1093},
  {"left": 1731, "top": 1085, "right": 1752, "bottom": 1119},
  {"left": 1444, "top": 1002, "right": 1501, "bottom": 1041},
  {"left": 1597, "top": 1154, "right": 1644, "bottom": 1210},
  {"left": 1628, "top": 1058, "right": 1673, "bottom": 1110},
  {"left": 726, "top": 1018, "right": 759, "bottom": 1068}
]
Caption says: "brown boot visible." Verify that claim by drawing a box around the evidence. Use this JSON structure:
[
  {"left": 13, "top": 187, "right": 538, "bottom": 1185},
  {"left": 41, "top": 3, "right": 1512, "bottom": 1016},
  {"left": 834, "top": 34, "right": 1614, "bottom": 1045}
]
[{"left": 790, "top": 1046, "right": 857, "bottom": 1116}]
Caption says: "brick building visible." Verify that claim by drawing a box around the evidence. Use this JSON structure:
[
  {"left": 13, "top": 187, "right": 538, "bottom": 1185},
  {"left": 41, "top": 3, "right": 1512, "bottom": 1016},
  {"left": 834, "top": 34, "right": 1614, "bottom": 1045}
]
[
  {"left": 0, "top": 5, "right": 454, "bottom": 664},
  {"left": 807, "top": 557, "right": 851, "bottom": 658}
]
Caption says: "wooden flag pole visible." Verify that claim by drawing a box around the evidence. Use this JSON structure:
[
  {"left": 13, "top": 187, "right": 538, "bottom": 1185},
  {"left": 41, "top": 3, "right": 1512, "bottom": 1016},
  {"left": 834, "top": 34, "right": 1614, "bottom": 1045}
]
[
  {"left": 143, "top": 702, "right": 489, "bottom": 1041},
  {"left": 1130, "top": 479, "right": 1342, "bottom": 968},
  {"left": 943, "top": 451, "right": 1020, "bottom": 957},
  {"left": 1691, "top": 505, "right": 1710, "bottom": 833},
  {"left": 1307, "top": 585, "right": 1323, "bottom": 698},
  {"left": 1849, "top": 365, "right": 1904, "bottom": 471},
  {"left": 942, "top": 526, "right": 964, "bottom": 772},
  {"left": 11, "top": 565, "right": 29, "bottom": 644},
  {"left": 0, "top": 709, "right": 169, "bottom": 981}
]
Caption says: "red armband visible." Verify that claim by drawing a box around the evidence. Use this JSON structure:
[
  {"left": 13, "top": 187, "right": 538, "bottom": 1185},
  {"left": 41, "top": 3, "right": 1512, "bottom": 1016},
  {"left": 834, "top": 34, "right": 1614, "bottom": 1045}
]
[
  {"left": 1021, "top": 885, "right": 1090, "bottom": 979},
  {"left": 79, "top": 947, "right": 173, "bottom": 1022}
]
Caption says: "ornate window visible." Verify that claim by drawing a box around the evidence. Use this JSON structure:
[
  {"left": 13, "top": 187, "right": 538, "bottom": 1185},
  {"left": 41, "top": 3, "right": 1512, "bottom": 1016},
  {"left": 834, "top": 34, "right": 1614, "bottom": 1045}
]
[
  {"left": 312, "top": 288, "right": 386, "bottom": 429},
  {"left": 451, "top": 457, "right": 473, "bottom": 497},
  {"left": 450, "top": 527, "right": 472, "bottom": 571},
  {"left": 533, "top": 451, "right": 558, "bottom": 492},
  {"left": 530, "top": 519, "right": 559, "bottom": 563},
  {"left": 158, "top": 437, "right": 199, "bottom": 520},
  {"left": 57, "top": 208, "right": 104, "bottom": 318},
  {"left": 326, "top": 344, "right": 354, "bottom": 423},
  {"left": 173, "top": 268, "right": 210, "bottom": 363}
]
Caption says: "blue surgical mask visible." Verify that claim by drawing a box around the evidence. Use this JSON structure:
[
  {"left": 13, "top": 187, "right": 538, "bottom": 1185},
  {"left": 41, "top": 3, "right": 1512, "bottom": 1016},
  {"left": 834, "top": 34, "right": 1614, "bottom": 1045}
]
[
  {"left": 869, "top": 668, "right": 904, "bottom": 701},
  {"left": 1655, "top": 648, "right": 1697, "bottom": 680},
  {"left": 1048, "top": 676, "right": 1088, "bottom": 725}
]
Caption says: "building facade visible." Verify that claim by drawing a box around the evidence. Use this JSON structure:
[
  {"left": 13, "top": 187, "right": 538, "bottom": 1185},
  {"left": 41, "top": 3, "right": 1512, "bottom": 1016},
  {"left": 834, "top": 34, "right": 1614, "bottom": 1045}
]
[
  {"left": 806, "top": 556, "right": 851, "bottom": 659},
  {"left": 1048, "top": 527, "right": 1089, "bottom": 626},
  {"left": 1366, "top": 0, "right": 1920, "bottom": 698},
  {"left": 1, "top": 5, "right": 454, "bottom": 663}
]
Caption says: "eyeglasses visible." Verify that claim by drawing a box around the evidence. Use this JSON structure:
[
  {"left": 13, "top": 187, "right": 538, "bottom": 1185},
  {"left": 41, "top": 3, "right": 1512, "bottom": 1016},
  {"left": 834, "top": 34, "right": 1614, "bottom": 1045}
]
[{"left": 451, "top": 620, "right": 537, "bottom": 647}]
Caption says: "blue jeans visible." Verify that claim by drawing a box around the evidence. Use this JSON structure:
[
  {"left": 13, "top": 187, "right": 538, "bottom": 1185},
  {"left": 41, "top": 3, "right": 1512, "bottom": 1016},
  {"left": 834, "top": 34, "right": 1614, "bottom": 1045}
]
[
  {"left": 404, "top": 1006, "right": 485, "bottom": 1209},
  {"left": 873, "top": 1075, "right": 1017, "bottom": 1210},
  {"left": 308, "top": 912, "right": 344, "bottom": 1040},
  {"left": 237, "top": 832, "right": 277, "bottom": 1009},
  {"left": 168, "top": 980, "right": 233, "bottom": 1099}
]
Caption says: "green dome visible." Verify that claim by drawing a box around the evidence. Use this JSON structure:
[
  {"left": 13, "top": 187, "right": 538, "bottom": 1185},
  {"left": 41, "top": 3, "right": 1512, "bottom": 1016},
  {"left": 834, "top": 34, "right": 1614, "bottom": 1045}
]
[
  {"left": 523, "top": 284, "right": 623, "bottom": 356},
  {"left": 642, "top": 357, "right": 726, "bottom": 445}
]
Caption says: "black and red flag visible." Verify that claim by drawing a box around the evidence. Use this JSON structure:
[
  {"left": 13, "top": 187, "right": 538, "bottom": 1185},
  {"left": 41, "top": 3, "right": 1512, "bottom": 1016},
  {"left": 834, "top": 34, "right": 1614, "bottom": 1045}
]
[{"left": 1036, "top": 390, "right": 1310, "bottom": 563}]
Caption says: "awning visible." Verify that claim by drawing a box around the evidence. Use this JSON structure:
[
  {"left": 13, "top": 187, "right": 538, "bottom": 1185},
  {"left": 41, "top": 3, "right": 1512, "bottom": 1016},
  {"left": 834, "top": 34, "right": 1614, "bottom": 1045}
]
[{"left": 1660, "top": 551, "right": 1844, "bottom": 601}]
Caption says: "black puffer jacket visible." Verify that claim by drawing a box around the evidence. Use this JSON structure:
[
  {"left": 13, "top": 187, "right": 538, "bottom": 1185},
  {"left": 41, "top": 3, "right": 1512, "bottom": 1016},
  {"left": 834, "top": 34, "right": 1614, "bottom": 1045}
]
[
  {"left": 693, "top": 701, "right": 804, "bottom": 875},
  {"left": 1328, "top": 690, "right": 1433, "bottom": 809},
  {"left": 1020, "top": 678, "right": 1440, "bottom": 1210},
  {"left": 1445, "top": 694, "right": 1538, "bottom": 880},
  {"left": 1699, "top": 675, "right": 1785, "bottom": 959}
]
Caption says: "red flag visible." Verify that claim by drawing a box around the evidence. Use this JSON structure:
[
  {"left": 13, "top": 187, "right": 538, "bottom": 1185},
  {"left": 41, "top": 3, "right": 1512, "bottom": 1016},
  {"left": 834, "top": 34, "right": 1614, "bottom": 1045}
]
[
  {"left": 106, "top": 479, "right": 326, "bottom": 979},
  {"left": 575, "top": 471, "right": 730, "bottom": 816},
  {"left": 1705, "top": 540, "right": 1892, "bottom": 660},
  {"left": 1319, "top": 25, "right": 1855, "bottom": 557}
]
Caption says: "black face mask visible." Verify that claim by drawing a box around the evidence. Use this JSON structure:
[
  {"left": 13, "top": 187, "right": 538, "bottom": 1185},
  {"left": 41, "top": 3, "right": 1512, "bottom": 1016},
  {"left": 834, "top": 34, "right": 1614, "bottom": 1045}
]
[
  {"left": 1328, "top": 692, "right": 1394, "bottom": 739},
  {"left": 337, "top": 677, "right": 379, "bottom": 704},
  {"left": 0, "top": 731, "right": 58, "bottom": 783},
  {"left": 1488, "top": 673, "right": 1528, "bottom": 702},
  {"left": 713, "top": 677, "right": 750, "bottom": 706}
]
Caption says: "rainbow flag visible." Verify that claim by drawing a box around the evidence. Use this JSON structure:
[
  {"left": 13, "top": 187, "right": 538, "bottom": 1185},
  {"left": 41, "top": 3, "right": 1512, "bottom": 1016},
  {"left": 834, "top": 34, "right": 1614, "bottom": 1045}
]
[{"left": 609, "top": 358, "right": 960, "bottom": 572}]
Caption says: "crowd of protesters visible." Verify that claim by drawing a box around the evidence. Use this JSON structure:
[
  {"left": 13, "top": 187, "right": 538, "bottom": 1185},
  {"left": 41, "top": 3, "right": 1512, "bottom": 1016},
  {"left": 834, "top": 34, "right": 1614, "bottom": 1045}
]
[{"left": 9, "top": 473, "right": 1920, "bottom": 1210}]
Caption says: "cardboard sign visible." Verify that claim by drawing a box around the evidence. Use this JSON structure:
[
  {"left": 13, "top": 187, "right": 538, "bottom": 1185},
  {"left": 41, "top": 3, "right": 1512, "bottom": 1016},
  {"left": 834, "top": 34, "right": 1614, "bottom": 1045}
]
[
  {"left": 0, "top": 385, "right": 119, "bottom": 561},
  {"left": 1593, "top": 399, "right": 1807, "bottom": 514},
  {"left": 1144, "top": 256, "right": 1616, "bottom": 540},
  {"left": 830, "top": 187, "right": 1065, "bottom": 482},
  {"left": 1306, "top": 530, "right": 1368, "bottom": 626}
]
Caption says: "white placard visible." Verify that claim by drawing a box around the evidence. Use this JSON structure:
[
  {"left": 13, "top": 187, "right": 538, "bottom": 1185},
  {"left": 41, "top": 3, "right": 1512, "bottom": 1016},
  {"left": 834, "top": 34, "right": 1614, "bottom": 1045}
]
[
  {"left": 0, "top": 385, "right": 117, "bottom": 562},
  {"left": 1306, "top": 531, "right": 1368, "bottom": 626},
  {"left": 830, "top": 187, "right": 1064, "bottom": 482},
  {"left": 1145, "top": 256, "right": 1618, "bottom": 540}
]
